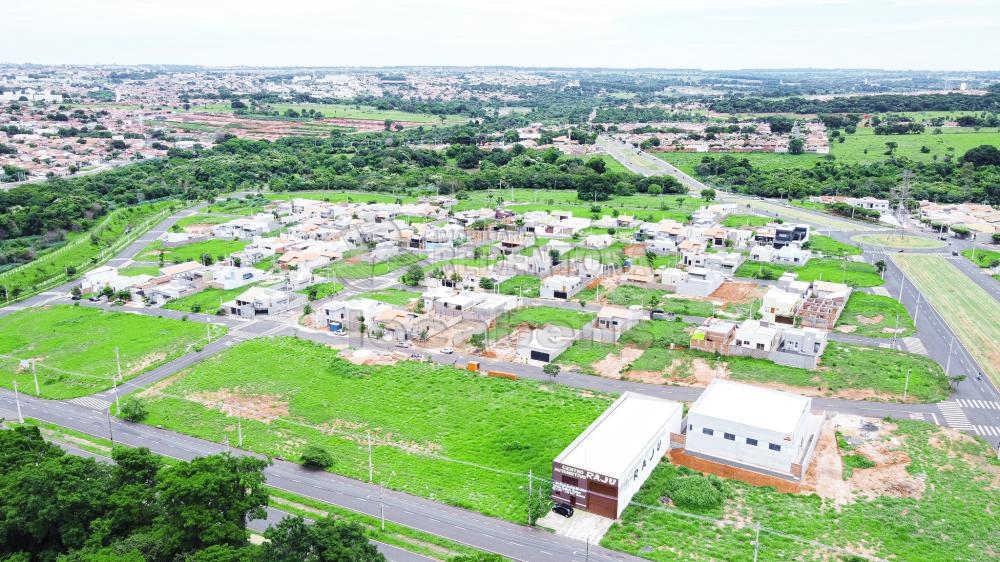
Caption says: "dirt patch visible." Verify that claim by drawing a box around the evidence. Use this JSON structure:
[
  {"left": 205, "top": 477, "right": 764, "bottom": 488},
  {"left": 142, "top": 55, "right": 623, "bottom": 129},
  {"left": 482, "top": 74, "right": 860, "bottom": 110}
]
[
  {"left": 855, "top": 314, "right": 884, "bottom": 325},
  {"left": 881, "top": 327, "right": 905, "bottom": 334},
  {"left": 626, "top": 369, "right": 668, "bottom": 384},
  {"left": 710, "top": 282, "right": 765, "bottom": 304},
  {"left": 338, "top": 348, "right": 400, "bottom": 366},
  {"left": 317, "top": 421, "right": 442, "bottom": 456},
  {"left": 126, "top": 352, "right": 167, "bottom": 376},
  {"left": 623, "top": 244, "right": 647, "bottom": 257},
  {"left": 187, "top": 389, "right": 289, "bottom": 423},
  {"left": 137, "top": 372, "right": 184, "bottom": 398},
  {"left": 849, "top": 445, "right": 925, "bottom": 500},
  {"left": 737, "top": 379, "right": 904, "bottom": 402},
  {"left": 835, "top": 324, "right": 858, "bottom": 334},
  {"left": 593, "top": 346, "right": 645, "bottom": 378},
  {"left": 806, "top": 424, "right": 852, "bottom": 505},
  {"left": 691, "top": 358, "right": 725, "bottom": 384}
]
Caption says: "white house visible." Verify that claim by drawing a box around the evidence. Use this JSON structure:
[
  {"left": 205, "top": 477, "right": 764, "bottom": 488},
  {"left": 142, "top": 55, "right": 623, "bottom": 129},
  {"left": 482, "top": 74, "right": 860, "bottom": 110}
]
[
  {"left": 540, "top": 275, "right": 584, "bottom": 300},
  {"left": 676, "top": 267, "right": 724, "bottom": 297},
  {"left": 222, "top": 286, "right": 291, "bottom": 318},
  {"left": 647, "top": 239, "right": 677, "bottom": 255},
  {"left": 760, "top": 287, "right": 802, "bottom": 324},
  {"left": 322, "top": 298, "right": 392, "bottom": 332},
  {"left": 582, "top": 234, "right": 615, "bottom": 249},
  {"left": 732, "top": 319, "right": 780, "bottom": 352},
  {"left": 774, "top": 245, "right": 812, "bottom": 266},
  {"left": 203, "top": 265, "right": 263, "bottom": 290},
  {"left": 684, "top": 380, "right": 824, "bottom": 479},
  {"left": 518, "top": 325, "right": 576, "bottom": 363},
  {"left": 212, "top": 218, "right": 273, "bottom": 240}
]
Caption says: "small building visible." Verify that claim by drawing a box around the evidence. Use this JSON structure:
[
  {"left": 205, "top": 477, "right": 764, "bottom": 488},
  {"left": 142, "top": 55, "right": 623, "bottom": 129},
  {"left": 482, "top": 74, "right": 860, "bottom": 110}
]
[
  {"left": 760, "top": 287, "right": 801, "bottom": 324},
  {"left": 517, "top": 325, "right": 576, "bottom": 363},
  {"left": 690, "top": 320, "right": 737, "bottom": 354},
  {"left": 774, "top": 245, "right": 812, "bottom": 266},
  {"left": 552, "top": 392, "right": 683, "bottom": 518},
  {"left": 684, "top": 380, "right": 824, "bottom": 480},
  {"left": 540, "top": 275, "right": 584, "bottom": 300},
  {"left": 223, "top": 287, "right": 291, "bottom": 318},
  {"left": 732, "top": 319, "right": 779, "bottom": 353},
  {"left": 676, "top": 266, "right": 724, "bottom": 297},
  {"left": 582, "top": 234, "right": 615, "bottom": 249},
  {"left": 773, "top": 224, "right": 810, "bottom": 248}
]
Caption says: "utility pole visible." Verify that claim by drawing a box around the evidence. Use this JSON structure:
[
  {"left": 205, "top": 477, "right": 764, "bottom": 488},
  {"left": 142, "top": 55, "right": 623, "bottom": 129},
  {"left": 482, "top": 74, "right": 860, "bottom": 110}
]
[
  {"left": 107, "top": 408, "right": 115, "bottom": 447},
  {"left": 115, "top": 347, "right": 123, "bottom": 383},
  {"left": 891, "top": 313, "right": 900, "bottom": 350},
  {"left": 913, "top": 296, "right": 922, "bottom": 325},
  {"left": 527, "top": 469, "right": 533, "bottom": 525},
  {"left": 112, "top": 375, "right": 121, "bottom": 415},
  {"left": 12, "top": 380, "right": 23, "bottom": 423},
  {"left": 752, "top": 522, "right": 761, "bottom": 562},
  {"left": 903, "top": 368, "right": 911, "bottom": 402},
  {"left": 31, "top": 360, "right": 39, "bottom": 396},
  {"left": 236, "top": 403, "right": 243, "bottom": 447},
  {"left": 368, "top": 431, "right": 373, "bottom": 483},
  {"left": 945, "top": 338, "right": 955, "bottom": 375}
]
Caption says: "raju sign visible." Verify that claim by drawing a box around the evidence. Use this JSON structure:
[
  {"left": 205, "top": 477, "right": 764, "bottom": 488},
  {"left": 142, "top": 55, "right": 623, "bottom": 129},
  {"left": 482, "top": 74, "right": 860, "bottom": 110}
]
[{"left": 555, "top": 463, "right": 618, "bottom": 487}]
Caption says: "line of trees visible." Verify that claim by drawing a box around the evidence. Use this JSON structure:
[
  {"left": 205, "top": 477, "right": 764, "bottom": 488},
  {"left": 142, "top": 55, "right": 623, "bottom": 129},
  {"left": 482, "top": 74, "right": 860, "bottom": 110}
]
[{"left": 709, "top": 88, "right": 1000, "bottom": 114}]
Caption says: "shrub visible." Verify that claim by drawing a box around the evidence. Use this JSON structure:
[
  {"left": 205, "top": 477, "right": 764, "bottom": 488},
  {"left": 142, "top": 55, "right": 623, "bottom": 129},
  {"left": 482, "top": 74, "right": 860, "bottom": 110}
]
[
  {"left": 300, "top": 445, "right": 333, "bottom": 469},
  {"left": 120, "top": 397, "right": 149, "bottom": 422},
  {"left": 843, "top": 453, "right": 875, "bottom": 470},
  {"left": 668, "top": 475, "right": 727, "bottom": 510}
]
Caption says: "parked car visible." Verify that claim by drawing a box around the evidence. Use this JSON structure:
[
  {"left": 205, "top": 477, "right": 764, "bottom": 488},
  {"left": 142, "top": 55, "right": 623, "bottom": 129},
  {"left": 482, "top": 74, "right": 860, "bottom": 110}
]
[
  {"left": 409, "top": 353, "right": 427, "bottom": 361},
  {"left": 552, "top": 503, "right": 574, "bottom": 518},
  {"left": 650, "top": 308, "right": 674, "bottom": 320},
  {"left": 952, "top": 251, "right": 959, "bottom": 256},
  {"left": 440, "top": 346, "right": 454, "bottom": 354},
  {"left": 395, "top": 340, "right": 412, "bottom": 348},
  {"left": 88, "top": 296, "right": 100, "bottom": 302}
]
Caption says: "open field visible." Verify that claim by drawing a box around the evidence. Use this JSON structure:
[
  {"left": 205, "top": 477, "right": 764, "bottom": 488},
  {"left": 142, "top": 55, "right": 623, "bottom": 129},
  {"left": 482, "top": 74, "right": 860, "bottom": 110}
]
[
  {"left": 0, "top": 202, "right": 174, "bottom": 304},
  {"left": 853, "top": 233, "right": 946, "bottom": 249},
  {"left": 961, "top": 248, "right": 1000, "bottom": 268},
  {"left": 296, "top": 282, "right": 344, "bottom": 300},
  {"left": 490, "top": 306, "right": 595, "bottom": 341},
  {"left": 894, "top": 254, "right": 1000, "bottom": 385},
  {"left": 603, "top": 420, "right": 1000, "bottom": 561},
  {"left": 319, "top": 252, "right": 422, "bottom": 280},
  {"left": 163, "top": 285, "right": 257, "bottom": 313},
  {"left": 349, "top": 288, "right": 420, "bottom": 306},
  {"left": 139, "top": 239, "right": 249, "bottom": 263},
  {"left": 265, "top": 191, "right": 421, "bottom": 204},
  {"left": 736, "top": 258, "right": 884, "bottom": 287},
  {"left": 118, "top": 265, "right": 162, "bottom": 277},
  {"left": 498, "top": 275, "right": 541, "bottom": 298},
  {"left": 189, "top": 102, "right": 468, "bottom": 124},
  {"left": 173, "top": 214, "right": 235, "bottom": 228},
  {"left": 745, "top": 200, "right": 876, "bottom": 231},
  {"left": 204, "top": 197, "right": 270, "bottom": 216},
  {"left": 0, "top": 305, "right": 225, "bottom": 399},
  {"left": 720, "top": 214, "right": 771, "bottom": 228},
  {"left": 138, "top": 337, "right": 613, "bottom": 522},
  {"left": 835, "top": 292, "right": 915, "bottom": 339},
  {"left": 831, "top": 126, "right": 1000, "bottom": 164},
  {"left": 653, "top": 151, "right": 824, "bottom": 175},
  {"left": 807, "top": 234, "right": 862, "bottom": 257}
]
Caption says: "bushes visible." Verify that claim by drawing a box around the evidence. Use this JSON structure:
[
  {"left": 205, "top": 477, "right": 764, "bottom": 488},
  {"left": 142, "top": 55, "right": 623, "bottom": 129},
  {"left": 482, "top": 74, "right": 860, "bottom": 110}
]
[
  {"left": 667, "top": 474, "right": 727, "bottom": 510},
  {"left": 300, "top": 445, "right": 334, "bottom": 469},
  {"left": 120, "top": 397, "right": 149, "bottom": 422}
]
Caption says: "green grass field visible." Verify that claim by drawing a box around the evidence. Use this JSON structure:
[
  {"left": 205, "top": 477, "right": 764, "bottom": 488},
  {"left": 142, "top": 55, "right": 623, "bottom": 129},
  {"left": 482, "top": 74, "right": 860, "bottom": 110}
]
[
  {"left": 163, "top": 285, "right": 256, "bottom": 313},
  {"left": 835, "top": 293, "right": 915, "bottom": 339},
  {"left": 745, "top": 199, "right": 876, "bottom": 231},
  {"left": 349, "top": 289, "right": 420, "bottom": 306},
  {"left": 498, "top": 275, "right": 541, "bottom": 298},
  {"left": 721, "top": 214, "right": 771, "bottom": 228},
  {"left": 807, "top": 235, "right": 862, "bottom": 257},
  {"left": 174, "top": 214, "right": 235, "bottom": 228},
  {"left": 118, "top": 265, "right": 162, "bottom": 277},
  {"left": 204, "top": 197, "right": 271, "bottom": 216},
  {"left": 653, "top": 152, "right": 824, "bottom": 175},
  {"left": 190, "top": 102, "right": 467, "bottom": 124},
  {"left": 296, "top": 282, "right": 344, "bottom": 300},
  {"left": 830, "top": 126, "right": 1000, "bottom": 164},
  {"left": 852, "top": 233, "right": 946, "bottom": 249},
  {"left": 0, "top": 305, "right": 225, "bottom": 399},
  {"left": 321, "top": 252, "right": 423, "bottom": 280},
  {"left": 0, "top": 202, "right": 174, "bottom": 303},
  {"left": 489, "top": 307, "right": 595, "bottom": 341},
  {"left": 138, "top": 337, "right": 612, "bottom": 522},
  {"left": 894, "top": 254, "right": 1000, "bottom": 385},
  {"left": 961, "top": 248, "right": 1000, "bottom": 268},
  {"left": 139, "top": 239, "right": 249, "bottom": 263},
  {"left": 603, "top": 420, "right": 1000, "bottom": 561},
  {"left": 265, "top": 191, "right": 420, "bottom": 204},
  {"left": 557, "top": 341, "right": 622, "bottom": 374},
  {"left": 736, "top": 258, "right": 883, "bottom": 287}
]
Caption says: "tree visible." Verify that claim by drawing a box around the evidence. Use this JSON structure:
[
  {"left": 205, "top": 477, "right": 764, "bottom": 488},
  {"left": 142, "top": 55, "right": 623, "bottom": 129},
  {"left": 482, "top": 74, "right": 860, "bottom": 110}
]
[
  {"left": 71, "top": 285, "right": 82, "bottom": 299},
  {"left": 469, "top": 333, "right": 486, "bottom": 351},
  {"left": 401, "top": 264, "right": 425, "bottom": 287},
  {"left": 875, "top": 260, "right": 887, "bottom": 274},
  {"left": 100, "top": 285, "right": 115, "bottom": 300},
  {"left": 700, "top": 188, "right": 716, "bottom": 202},
  {"left": 478, "top": 277, "right": 494, "bottom": 291},
  {"left": 119, "top": 397, "right": 149, "bottom": 422},
  {"left": 542, "top": 363, "right": 560, "bottom": 381},
  {"left": 585, "top": 157, "right": 607, "bottom": 174},
  {"left": 300, "top": 446, "right": 333, "bottom": 469},
  {"left": 303, "top": 303, "right": 313, "bottom": 316},
  {"left": 645, "top": 249, "right": 656, "bottom": 268},
  {"left": 788, "top": 138, "right": 805, "bottom": 155},
  {"left": 548, "top": 248, "right": 561, "bottom": 265},
  {"left": 884, "top": 141, "right": 898, "bottom": 155},
  {"left": 260, "top": 516, "right": 385, "bottom": 562},
  {"left": 152, "top": 454, "right": 270, "bottom": 557},
  {"left": 961, "top": 144, "right": 1000, "bottom": 168}
]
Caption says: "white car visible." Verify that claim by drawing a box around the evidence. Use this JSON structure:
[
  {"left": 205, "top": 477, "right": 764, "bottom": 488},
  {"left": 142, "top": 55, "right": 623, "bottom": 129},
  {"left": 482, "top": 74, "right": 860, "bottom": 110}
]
[
  {"left": 395, "top": 340, "right": 412, "bottom": 348},
  {"left": 439, "top": 346, "right": 455, "bottom": 354}
]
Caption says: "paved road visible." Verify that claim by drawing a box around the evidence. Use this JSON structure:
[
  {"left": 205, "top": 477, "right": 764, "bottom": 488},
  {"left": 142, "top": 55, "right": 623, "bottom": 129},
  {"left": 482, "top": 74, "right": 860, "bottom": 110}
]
[
  {"left": 596, "top": 136, "right": 709, "bottom": 193},
  {"left": 0, "top": 395, "right": 640, "bottom": 562}
]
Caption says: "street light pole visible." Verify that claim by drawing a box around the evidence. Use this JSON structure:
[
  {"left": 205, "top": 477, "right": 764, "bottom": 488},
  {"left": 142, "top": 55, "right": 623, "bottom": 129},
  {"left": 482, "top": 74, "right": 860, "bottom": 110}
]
[
  {"left": 236, "top": 403, "right": 243, "bottom": 447},
  {"left": 31, "top": 360, "right": 39, "bottom": 396},
  {"left": 112, "top": 375, "right": 121, "bottom": 415},
  {"left": 903, "top": 368, "right": 911, "bottom": 402},
  {"left": 753, "top": 522, "right": 761, "bottom": 562},
  {"left": 106, "top": 408, "right": 115, "bottom": 447},
  {"left": 12, "top": 380, "right": 23, "bottom": 423},
  {"left": 945, "top": 338, "right": 955, "bottom": 375}
]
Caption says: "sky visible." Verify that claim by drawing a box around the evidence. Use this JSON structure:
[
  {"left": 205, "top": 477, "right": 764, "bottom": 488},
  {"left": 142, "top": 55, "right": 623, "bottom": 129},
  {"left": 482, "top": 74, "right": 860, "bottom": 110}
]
[{"left": 3, "top": 0, "right": 998, "bottom": 70}]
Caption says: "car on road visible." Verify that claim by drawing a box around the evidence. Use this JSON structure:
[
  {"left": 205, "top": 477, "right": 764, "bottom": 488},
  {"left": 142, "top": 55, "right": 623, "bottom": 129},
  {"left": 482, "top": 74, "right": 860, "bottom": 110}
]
[
  {"left": 650, "top": 308, "right": 674, "bottom": 320},
  {"left": 409, "top": 352, "right": 427, "bottom": 361},
  {"left": 552, "top": 504, "right": 574, "bottom": 517},
  {"left": 395, "top": 340, "right": 412, "bottom": 348},
  {"left": 439, "top": 346, "right": 454, "bottom": 354},
  {"left": 88, "top": 296, "right": 100, "bottom": 302}
]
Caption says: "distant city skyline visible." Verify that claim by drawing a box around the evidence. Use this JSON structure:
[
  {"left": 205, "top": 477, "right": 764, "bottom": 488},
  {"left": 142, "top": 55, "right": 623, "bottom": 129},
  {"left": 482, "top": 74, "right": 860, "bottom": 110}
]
[{"left": 3, "top": 0, "right": 999, "bottom": 71}]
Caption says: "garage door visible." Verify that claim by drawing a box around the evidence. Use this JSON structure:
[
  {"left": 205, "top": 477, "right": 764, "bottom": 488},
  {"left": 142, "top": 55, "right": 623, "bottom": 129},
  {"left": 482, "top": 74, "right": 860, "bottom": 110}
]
[
  {"left": 530, "top": 350, "right": 550, "bottom": 362},
  {"left": 554, "top": 291, "right": 568, "bottom": 299},
  {"left": 587, "top": 481, "right": 618, "bottom": 519}
]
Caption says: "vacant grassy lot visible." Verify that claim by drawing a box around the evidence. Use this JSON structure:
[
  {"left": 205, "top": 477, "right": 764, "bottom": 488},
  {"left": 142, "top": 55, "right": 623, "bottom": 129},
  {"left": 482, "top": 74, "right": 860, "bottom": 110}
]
[
  {"left": 321, "top": 252, "right": 423, "bottom": 280},
  {"left": 490, "top": 306, "right": 595, "bottom": 341},
  {"left": 163, "top": 285, "right": 256, "bottom": 313},
  {"left": 835, "top": 293, "right": 915, "bottom": 339},
  {"left": 736, "top": 258, "right": 883, "bottom": 287},
  {"left": 174, "top": 214, "right": 234, "bottom": 228},
  {"left": 961, "top": 248, "right": 1000, "bottom": 268},
  {"left": 728, "top": 342, "right": 948, "bottom": 402},
  {"left": 139, "top": 337, "right": 612, "bottom": 522},
  {"left": 603, "top": 421, "right": 1000, "bottom": 561},
  {"left": 498, "top": 275, "right": 541, "bottom": 298},
  {"left": 192, "top": 102, "right": 468, "bottom": 124},
  {"left": 204, "top": 197, "right": 270, "bottom": 216},
  {"left": 831, "top": 126, "right": 1000, "bottom": 164},
  {"left": 653, "top": 152, "right": 824, "bottom": 175},
  {"left": 0, "top": 305, "right": 224, "bottom": 398},
  {"left": 557, "top": 341, "right": 622, "bottom": 374},
  {"left": 266, "top": 191, "right": 420, "bottom": 204},
  {"left": 296, "top": 282, "right": 344, "bottom": 300},
  {"left": 746, "top": 199, "right": 874, "bottom": 232},
  {"left": 118, "top": 265, "right": 162, "bottom": 277},
  {"left": 853, "top": 233, "right": 946, "bottom": 249},
  {"left": 721, "top": 214, "right": 771, "bottom": 228},
  {"left": 349, "top": 289, "right": 420, "bottom": 306},
  {"left": 807, "top": 234, "right": 862, "bottom": 257},
  {"left": 894, "top": 254, "right": 1000, "bottom": 385},
  {"left": 139, "top": 239, "right": 248, "bottom": 263}
]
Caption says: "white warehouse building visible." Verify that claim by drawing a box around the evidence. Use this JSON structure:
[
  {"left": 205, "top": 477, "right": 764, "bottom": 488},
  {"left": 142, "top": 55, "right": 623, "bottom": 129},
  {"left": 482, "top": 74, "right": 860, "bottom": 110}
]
[
  {"left": 684, "top": 380, "right": 824, "bottom": 480},
  {"left": 552, "top": 392, "right": 683, "bottom": 518}
]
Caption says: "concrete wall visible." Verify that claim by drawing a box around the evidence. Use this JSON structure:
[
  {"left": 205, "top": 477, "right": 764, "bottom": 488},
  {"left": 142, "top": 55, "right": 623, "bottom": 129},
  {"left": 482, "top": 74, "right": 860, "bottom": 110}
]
[{"left": 685, "top": 413, "right": 807, "bottom": 475}]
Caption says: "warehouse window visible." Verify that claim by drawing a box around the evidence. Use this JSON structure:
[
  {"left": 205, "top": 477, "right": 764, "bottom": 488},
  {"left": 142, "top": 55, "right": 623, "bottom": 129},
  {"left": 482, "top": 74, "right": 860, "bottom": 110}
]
[
  {"left": 702, "top": 427, "right": 714, "bottom": 436},
  {"left": 746, "top": 438, "right": 758, "bottom": 446},
  {"left": 769, "top": 443, "right": 782, "bottom": 452},
  {"left": 724, "top": 433, "right": 735, "bottom": 441}
]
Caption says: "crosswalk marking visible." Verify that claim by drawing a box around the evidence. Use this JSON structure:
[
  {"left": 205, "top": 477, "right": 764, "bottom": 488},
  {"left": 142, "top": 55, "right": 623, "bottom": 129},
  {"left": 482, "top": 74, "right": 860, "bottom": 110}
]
[
  {"left": 870, "top": 287, "right": 891, "bottom": 297},
  {"left": 956, "top": 399, "right": 1000, "bottom": 410},
  {"left": 975, "top": 426, "right": 1000, "bottom": 437},
  {"left": 937, "top": 402, "right": 975, "bottom": 430},
  {"left": 68, "top": 396, "right": 112, "bottom": 410},
  {"left": 902, "top": 337, "right": 927, "bottom": 356}
]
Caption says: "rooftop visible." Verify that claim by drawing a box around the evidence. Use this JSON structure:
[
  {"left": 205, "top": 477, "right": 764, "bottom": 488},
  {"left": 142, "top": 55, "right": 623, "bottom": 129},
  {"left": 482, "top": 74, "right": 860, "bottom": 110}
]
[{"left": 691, "top": 379, "right": 811, "bottom": 436}]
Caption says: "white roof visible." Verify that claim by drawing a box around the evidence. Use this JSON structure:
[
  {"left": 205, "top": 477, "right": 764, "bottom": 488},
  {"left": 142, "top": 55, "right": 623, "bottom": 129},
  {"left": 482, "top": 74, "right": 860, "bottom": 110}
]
[
  {"left": 556, "top": 392, "right": 682, "bottom": 479},
  {"left": 690, "top": 380, "right": 810, "bottom": 435}
]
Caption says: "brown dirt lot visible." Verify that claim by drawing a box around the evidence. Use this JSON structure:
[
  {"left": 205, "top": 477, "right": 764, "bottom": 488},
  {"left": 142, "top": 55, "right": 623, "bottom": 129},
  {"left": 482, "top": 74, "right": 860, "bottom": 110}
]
[
  {"left": 187, "top": 389, "right": 289, "bottom": 423},
  {"left": 710, "top": 282, "right": 765, "bottom": 304}
]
